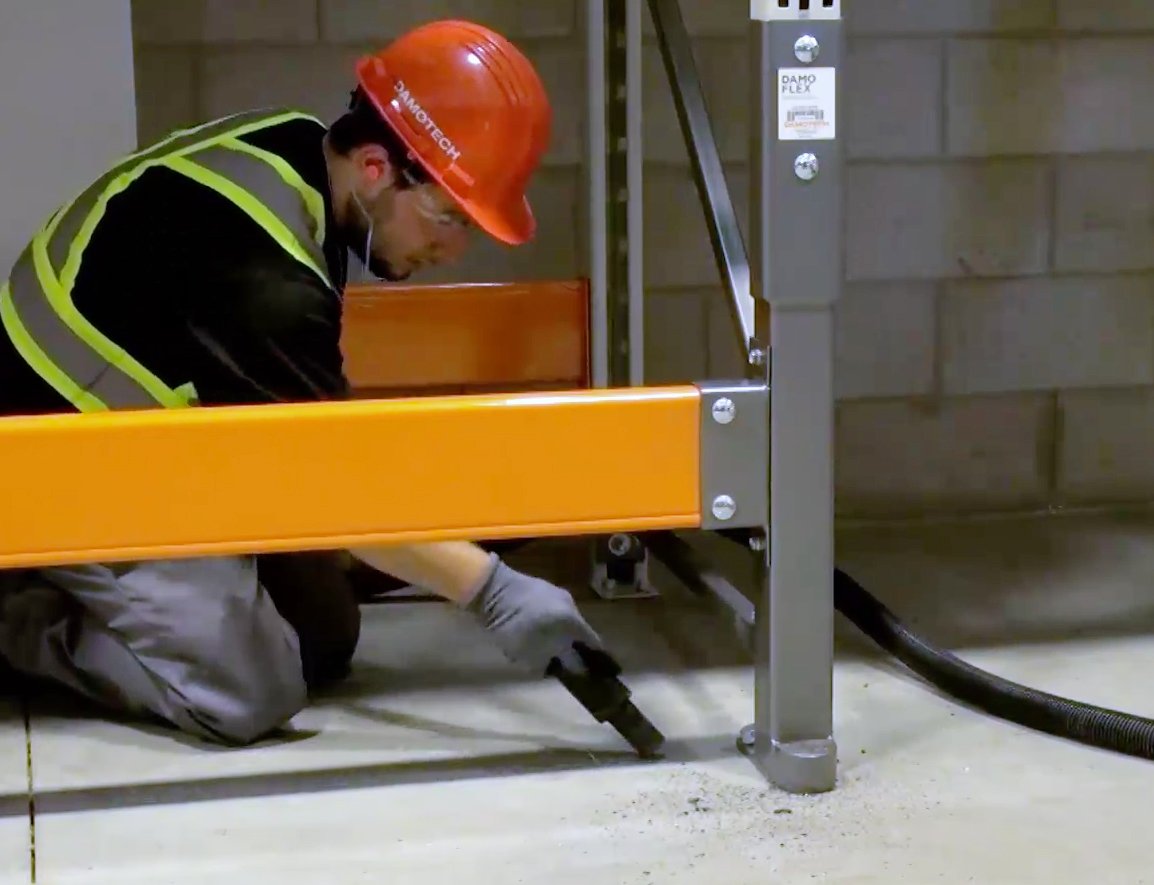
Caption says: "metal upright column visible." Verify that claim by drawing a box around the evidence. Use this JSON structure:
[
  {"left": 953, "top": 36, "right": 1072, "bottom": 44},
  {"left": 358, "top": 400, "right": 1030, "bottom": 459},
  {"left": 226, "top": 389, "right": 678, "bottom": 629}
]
[
  {"left": 587, "top": 0, "right": 654, "bottom": 599},
  {"left": 740, "top": 0, "right": 843, "bottom": 794},
  {"left": 586, "top": 0, "right": 609, "bottom": 391}
]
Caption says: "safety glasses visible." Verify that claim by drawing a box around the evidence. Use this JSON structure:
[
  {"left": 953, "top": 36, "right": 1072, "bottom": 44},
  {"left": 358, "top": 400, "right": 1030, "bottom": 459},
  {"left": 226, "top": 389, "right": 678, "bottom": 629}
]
[{"left": 399, "top": 166, "right": 473, "bottom": 231}]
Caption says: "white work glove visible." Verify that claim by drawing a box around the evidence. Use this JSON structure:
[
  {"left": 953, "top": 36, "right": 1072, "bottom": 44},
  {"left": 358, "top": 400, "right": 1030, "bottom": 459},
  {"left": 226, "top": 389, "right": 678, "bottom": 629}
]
[{"left": 464, "top": 555, "right": 609, "bottom": 677}]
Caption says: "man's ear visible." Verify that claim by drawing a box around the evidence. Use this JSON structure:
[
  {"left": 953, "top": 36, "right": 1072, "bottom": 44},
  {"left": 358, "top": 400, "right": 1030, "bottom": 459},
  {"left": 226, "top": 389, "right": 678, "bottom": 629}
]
[{"left": 355, "top": 144, "right": 394, "bottom": 195}]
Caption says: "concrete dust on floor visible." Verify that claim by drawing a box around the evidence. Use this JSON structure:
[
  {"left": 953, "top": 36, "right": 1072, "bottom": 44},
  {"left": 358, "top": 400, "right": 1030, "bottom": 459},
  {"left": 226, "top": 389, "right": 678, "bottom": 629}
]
[
  {"left": 27, "top": 662, "right": 1154, "bottom": 885},
  {"left": 14, "top": 510, "right": 1154, "bottom": 883}
]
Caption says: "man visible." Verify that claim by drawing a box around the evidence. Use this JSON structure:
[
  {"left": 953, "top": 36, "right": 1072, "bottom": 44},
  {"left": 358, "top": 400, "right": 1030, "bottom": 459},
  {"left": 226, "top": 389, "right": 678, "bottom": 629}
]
[{"left": 0, "top": 20, "right": 611, "bottom": 746}]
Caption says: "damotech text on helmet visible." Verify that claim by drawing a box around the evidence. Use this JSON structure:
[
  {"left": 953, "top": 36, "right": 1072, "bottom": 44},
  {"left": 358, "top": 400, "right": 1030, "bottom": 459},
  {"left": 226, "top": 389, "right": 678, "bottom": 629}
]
[{"left": 395, "top": 79, "right": 462, "bottom": 162}]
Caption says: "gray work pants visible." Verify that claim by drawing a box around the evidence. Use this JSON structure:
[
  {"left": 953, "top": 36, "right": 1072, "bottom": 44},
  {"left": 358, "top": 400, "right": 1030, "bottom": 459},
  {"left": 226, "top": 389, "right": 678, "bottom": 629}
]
[{"left": 0, "top": 555, "right": 327, "bottom": 745}]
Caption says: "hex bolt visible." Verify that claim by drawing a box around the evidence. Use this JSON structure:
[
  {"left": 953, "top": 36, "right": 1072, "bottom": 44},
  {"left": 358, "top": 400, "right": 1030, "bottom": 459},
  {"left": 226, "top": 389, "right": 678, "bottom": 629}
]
[
  {"left": 737, "top": 724, "right": 756, "bottom": 755},
  {"left": 711, "top": 397, "right": 736, "bottom": 425},
  {"left": 607, "top": 533, "right": 634, "bottom": 557},
  {"left": 794, "top": 153, "right": 820, "bottom": 182},
  {"left": 712, "top": 495, "right": 737, "bottom": 521},
  {"left": 794, "top": 35, "right": 820, "bottom": 64}
]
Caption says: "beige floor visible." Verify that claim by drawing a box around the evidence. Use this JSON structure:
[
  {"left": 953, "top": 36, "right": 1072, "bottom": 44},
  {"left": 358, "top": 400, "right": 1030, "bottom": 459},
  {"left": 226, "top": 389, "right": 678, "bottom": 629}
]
[
  {"left": 0, "top": 697, "right": 30, "bottom": 885},
  {"left": 4, "top": 510, "right": 1154, "bottom": 883}
]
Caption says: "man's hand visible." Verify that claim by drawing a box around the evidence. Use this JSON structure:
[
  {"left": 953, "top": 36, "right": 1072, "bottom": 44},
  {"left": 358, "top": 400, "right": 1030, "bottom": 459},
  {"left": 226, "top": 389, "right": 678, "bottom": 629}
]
[
  {"left": 464, "top": 555, "right": 606, "bottom": 677},
  {"left": 347, "top": 541, "right": 611, "bottom": 677}
]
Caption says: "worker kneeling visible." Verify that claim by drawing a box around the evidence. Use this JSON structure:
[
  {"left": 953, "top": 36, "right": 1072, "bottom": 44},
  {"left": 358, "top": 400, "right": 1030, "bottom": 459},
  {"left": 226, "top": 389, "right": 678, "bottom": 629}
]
[{"left": 0, "top": 21, "right": 608, "bottom": 746}]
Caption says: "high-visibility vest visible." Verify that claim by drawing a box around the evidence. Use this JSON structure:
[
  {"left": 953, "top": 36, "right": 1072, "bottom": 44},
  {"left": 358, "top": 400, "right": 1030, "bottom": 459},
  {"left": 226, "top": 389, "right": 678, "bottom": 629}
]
[{"left": 0, "top": 109, "right": 333, "bottom": 413}]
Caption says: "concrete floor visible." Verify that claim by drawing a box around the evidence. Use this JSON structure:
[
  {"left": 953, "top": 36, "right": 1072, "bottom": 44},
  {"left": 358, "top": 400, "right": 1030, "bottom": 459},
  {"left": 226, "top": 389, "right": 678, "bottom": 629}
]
[{"left": 4, "top": 509, "right": 1154, "bottom": 883}]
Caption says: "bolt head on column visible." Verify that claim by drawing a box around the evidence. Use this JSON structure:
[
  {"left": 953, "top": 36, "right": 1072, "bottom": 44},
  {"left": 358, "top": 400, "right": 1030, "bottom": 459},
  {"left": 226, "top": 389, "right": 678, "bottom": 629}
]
[
  {"left": 794, "top": 35, "right": 820, "bottom": 63},
  {"left": 711, "top": 495, "right": 737, "bottom": 521},
  {"left": 711, "top": 397, "right": 736, "bottom": 425},
  {"left": 794, "top": 153, "right": 820, "bottom": 181}
]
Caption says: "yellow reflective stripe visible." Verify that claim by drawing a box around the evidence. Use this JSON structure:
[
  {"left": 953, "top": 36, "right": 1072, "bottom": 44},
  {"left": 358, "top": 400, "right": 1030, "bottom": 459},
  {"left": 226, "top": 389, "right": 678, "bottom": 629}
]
[
  {"left": 0, "top": 282, "right": 108, "bottom": 412},
  {"left": 218, "top": 137, "right": 327, "bottom": 249},
  {"left": 11, "top": 110, "right": 326, "bottom": 413},
  {"left": 163, "top": 155, "right": 333, "bottom": 287},
  {"left": 47, "top": 112, "right": 323, "bottom": 273},
  {"left": 58, "top": 112, "right": 326, "bottom": 293},
  {"left": 39, "top": 160, "right": 192, "bottom": 408},
  {"left": 41, "top": 115, "right": 320, "bottom": 410},
  {"left": 42, "top": 192, "right": 78, "bottom": 245},
  {"left": 58, "top": 166, "right": 143, "bottom": 295},
  {"left": 32, "top": 225, "right": 189, "bottom": 410},
  {"left": 124, "top": 110, "right": 323, "bottom": 166},
  {"left": 122, "top": 114, "right": 245, "bottom": 162},
  {"left": 39, "top": 116, "right": 251, "bottom": 245},
  {"left": 174, "top": 381, "right": 200, "bottom": 404}
]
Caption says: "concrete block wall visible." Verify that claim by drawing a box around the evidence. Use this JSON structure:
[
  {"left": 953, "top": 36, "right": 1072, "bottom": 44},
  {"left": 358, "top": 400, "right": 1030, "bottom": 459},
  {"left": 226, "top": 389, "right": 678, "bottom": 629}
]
[{"left": 130, "top": 0, "right": 1154, "bottom": 518}]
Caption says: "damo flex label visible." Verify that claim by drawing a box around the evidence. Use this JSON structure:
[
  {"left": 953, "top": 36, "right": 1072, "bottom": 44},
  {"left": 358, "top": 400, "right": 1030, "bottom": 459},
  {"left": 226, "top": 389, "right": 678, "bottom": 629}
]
[{"left": 778, "top": 68, "right": 836, "bottom": 141}]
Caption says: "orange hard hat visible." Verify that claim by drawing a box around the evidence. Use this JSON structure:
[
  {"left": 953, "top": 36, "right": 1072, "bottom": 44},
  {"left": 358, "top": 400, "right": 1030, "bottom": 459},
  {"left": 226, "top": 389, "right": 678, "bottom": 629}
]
[{"left": 355, "top": 20, "right": 552, "bottom": 246}]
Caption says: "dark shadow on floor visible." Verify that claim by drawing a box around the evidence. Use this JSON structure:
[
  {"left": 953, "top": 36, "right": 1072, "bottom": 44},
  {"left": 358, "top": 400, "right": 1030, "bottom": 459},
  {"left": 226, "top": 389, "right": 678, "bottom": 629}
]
[{"left": 0, "top": 731, "right": 737, "bottom": 819}]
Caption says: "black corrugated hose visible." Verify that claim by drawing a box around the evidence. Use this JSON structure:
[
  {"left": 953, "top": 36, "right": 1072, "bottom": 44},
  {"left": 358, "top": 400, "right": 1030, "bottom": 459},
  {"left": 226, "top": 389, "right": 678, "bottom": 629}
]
[
  {"left": 365, "top": 527, "right": 1154, "bottom": 760},
  {"left": 833, "top": 566, "right": 1154, "bottom": 760}
]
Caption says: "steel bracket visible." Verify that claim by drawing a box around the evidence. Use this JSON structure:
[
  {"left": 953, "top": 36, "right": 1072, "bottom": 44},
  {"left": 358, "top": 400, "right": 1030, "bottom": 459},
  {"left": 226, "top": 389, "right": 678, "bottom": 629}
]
[{"left": 696, "top": 380, "right": 769, "bottom": 531}]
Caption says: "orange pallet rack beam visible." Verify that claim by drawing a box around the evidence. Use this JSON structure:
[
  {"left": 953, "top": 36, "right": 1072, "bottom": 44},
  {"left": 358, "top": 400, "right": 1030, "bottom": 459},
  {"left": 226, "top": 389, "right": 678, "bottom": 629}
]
[
  {"left": 0, "top": 386, "right": 702, "bottom": 570},
  {"left": 341, "top": 280, "right": 591, "bottom": 397}
]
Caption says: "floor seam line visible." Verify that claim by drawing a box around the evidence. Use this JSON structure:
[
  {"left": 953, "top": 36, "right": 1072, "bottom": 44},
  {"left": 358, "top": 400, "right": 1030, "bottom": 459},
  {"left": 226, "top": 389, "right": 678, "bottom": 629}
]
[{"left": 23, "top": 691, "right": 35, "bottom": 885}]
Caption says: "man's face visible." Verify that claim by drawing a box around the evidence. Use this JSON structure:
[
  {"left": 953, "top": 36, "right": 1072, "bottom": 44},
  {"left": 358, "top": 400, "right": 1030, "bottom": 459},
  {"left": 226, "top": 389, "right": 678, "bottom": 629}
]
[{"left": 348, "top": 170, "right": 474, "bottom": 282}]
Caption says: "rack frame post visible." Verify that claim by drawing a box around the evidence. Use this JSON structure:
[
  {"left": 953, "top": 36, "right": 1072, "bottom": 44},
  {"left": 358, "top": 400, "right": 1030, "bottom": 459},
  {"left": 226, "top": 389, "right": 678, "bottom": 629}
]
[
  {"left": 739, "top": 0, "right": 844, "bottom": 794},
  {"left": 586, "top": 0, "right": 655, "bottom": 600}
]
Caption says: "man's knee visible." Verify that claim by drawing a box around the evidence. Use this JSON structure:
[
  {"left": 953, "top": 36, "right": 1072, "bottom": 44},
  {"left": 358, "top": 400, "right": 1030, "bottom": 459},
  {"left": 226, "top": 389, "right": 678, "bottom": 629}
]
[
  {"left": 177, "top": 667, "right": 308, "bottom": 746},
  {"left": 124, "top": 555, "right": 313, "bottom": 745},
  {"left": 1, "top": 557, "right": 313, "bottom": 746}
]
